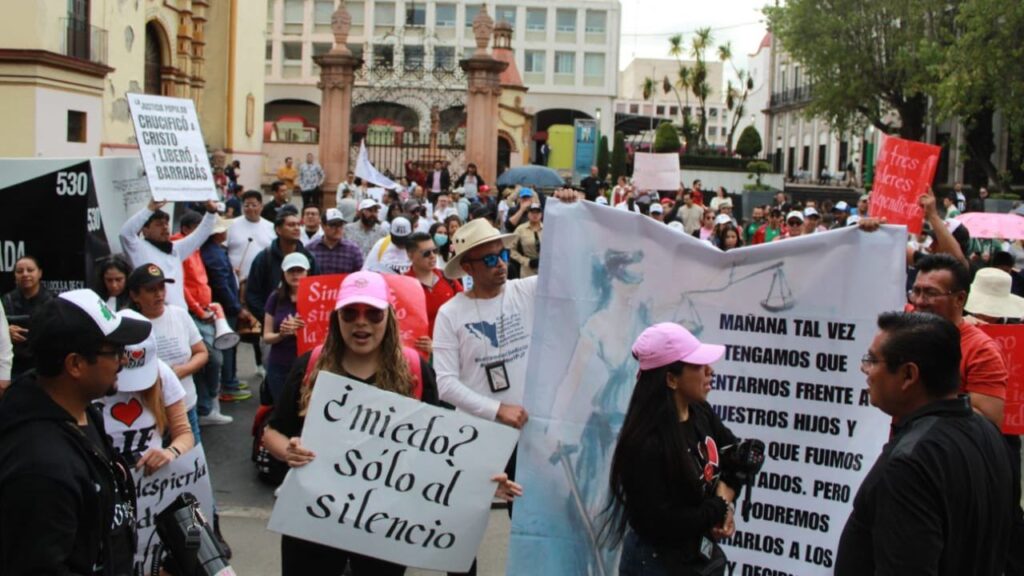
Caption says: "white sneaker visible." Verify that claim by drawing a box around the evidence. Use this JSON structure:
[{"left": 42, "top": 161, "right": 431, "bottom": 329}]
[
  {"left": 198, "top": 411, "right": 233, "bottom": 426},
  {"left": 255, "top": 365, "right": 266, "bottom": 379}
]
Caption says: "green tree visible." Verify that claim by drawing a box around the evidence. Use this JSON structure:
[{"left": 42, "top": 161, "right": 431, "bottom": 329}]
[
  {"left": 765, "top": 0, "right": 953, "bottom": 141},
  {"left": 611, "top": 132, "right": 627, "bottom": 183},
  {"left": 597, "top": 135, "right": 610, "bottom": 182},
  {"left": 653, "top": 122, "right": 681, "bottom": 153},
  {"left": 736, "top": 126, "right": 763, "bottom": 159},
  {"left": 718, "top": 42, "right": 755, "bottom": 153},
  {"left": 747, "top": 160, "right": 772, "bottom": 188}
]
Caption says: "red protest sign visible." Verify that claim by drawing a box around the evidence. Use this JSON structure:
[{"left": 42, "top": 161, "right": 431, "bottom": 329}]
[
  {"left": 868, "top": 135, "right": 941, "bottom": 234},
  {"left": 978, "top": 324, "right": 1024, "bottom": 434},
  {"left": 295, "top": 274, "right": 429, "bottom": 357}
]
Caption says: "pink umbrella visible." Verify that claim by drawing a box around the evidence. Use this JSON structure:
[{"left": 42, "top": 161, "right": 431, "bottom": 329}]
[{"left": 955, "top": 212, "right": 1024, "bottom": 240}]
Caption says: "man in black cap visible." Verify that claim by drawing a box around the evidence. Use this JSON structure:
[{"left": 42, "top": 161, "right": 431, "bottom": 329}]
[{"left": 0, "top": 289, "right": 151, "bottom": 575}]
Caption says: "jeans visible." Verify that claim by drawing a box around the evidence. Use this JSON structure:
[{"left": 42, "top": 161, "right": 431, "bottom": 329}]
[
  {"left": 220, "top": 314, "right": 241, "bottom": 390},
  {"left": 619, "top": 531, "right": 669, "bottom": 576},
  {"left": 192, "top": 317, "right": 224, "bottom": 416},
  {"left": 187, "top": 407, "right": 202, "bottom": 446}
]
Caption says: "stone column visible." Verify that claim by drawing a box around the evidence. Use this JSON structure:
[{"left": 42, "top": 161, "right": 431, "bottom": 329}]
[
  {"left": 459, "top": 6, "right": 507, "bottom": 186},
  {"left": 314, "top": 6, "right": 362, "bottom": 208}
]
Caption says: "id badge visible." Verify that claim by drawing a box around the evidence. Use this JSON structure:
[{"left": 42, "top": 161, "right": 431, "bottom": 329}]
[
  {"left": 485, "top": 361, "right": 510, "bottom": 393},
  {"left": 699, "top": 536, "right": 714, "bottom": 561}
]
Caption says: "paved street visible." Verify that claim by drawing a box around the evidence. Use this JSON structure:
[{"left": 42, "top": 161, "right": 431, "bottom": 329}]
[{"left": 202, "top": 344, "right": 511, "bottom": 575}]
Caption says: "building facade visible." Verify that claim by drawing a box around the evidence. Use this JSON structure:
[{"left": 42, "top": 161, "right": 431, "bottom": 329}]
[
  {"left": 263, "top": 0, "right": 620, "bottom": 180},
  {"left": 0, "top": 0, "right": 266, "bottom": 191}
]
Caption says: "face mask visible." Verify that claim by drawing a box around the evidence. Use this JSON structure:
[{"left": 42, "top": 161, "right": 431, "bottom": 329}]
[{"left": 434, "top": 234, "right": 449, "bottom": 247}]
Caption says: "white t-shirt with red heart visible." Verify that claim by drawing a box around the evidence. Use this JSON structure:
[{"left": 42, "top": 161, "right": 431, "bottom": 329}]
[{"left": 96, "top": 360, "right": 186, "bottom": 461}]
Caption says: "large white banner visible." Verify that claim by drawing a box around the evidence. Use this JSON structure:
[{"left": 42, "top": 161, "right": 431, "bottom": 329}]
[
  {"left": 133, "top": 445, "right": 216, "bottom": 576},
  {"left": 128, "top": 93, "right": 217, "bottom": 202},
  {"left": 508, "top": 202, "right": 906, "bottom": 575},
  {"left": 268, "top": 373, "right": 519, "bottom": 572},
  {"left": 632, "top": 152, "right": 681, "bottom": 191}
]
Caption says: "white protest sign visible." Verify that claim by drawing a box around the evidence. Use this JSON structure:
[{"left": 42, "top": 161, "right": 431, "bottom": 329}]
[
  {"left": 127, "top": 93, "right": 217, "bottom": 202},
  {"left": 133, "top": 444, "right": 216, "bottom": 576},
  {"left": 631, "top": 152, "right": 681, "bottom": 191},
  {"left": 507, "top": 201, "right": 906, "bottom": 575},
  {"left": 268, "top": 373, "right": 519, "bottom": 572}
]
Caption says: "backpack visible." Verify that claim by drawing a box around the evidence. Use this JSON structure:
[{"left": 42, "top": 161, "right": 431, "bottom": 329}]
[{"left": 252, "top": 344, "right": 425, "bottom": 486}]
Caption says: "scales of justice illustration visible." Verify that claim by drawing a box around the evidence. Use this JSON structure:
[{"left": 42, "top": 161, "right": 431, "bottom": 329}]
[{"left": 675, "top": 261, "right": 796, "bottom": 335}]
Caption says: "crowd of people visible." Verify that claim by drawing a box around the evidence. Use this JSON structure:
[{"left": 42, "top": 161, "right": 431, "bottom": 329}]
[{"left": 1, "top": 148, "right": 1023, "bottom": 575}]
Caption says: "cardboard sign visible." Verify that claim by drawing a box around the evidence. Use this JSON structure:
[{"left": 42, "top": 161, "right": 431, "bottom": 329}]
[
  {"left": 268, "top": 373, "right": 519, "bottom": 572},
  {"left": 978, "top": 324, "right": 1024, "bottom": 434},
  {"left": 128, "top": 93, "right": 217, "bottom": 202},
  {"left": 295, "top": 274, "right": 429, "bottom": 356},
  {"left": 133, "top": 445, "right": 216, "bottom": 576},
  {"left": 632, "top": 152, "right": 681, "bottom": 192},
  {"left": 868, "top": 135, "right": 941, "bottom": 234}
]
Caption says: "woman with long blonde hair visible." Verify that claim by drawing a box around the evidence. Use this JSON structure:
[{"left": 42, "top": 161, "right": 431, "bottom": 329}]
[{"left": 264, "top": 271, "right": 520, "bottom": 575}]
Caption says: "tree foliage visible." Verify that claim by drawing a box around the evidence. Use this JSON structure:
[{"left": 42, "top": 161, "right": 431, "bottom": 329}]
[
  {"left": 597, "top": 135, "right": 610, "bottom": 182},
  {"left": 611, "top": 132, "right": 627, "bottom": 183},
  {"left": 654, "top": 122, "right": 681, "bottom": 153},
  {"left": 736, "top": 126, "right": 763, "bottom": 159}
]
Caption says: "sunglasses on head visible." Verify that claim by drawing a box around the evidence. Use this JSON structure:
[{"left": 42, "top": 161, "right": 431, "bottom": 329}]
[
  {"left": 465, "top": 248, "right": 510, "bottom": 268},
  {"left": 339, "top": 305, "right": 387, "bottom": 324}
]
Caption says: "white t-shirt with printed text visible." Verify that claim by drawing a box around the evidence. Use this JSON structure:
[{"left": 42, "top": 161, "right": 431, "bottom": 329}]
[
  {"left": 149, "top": 305, "right": 203, "bottom": 410},
  {"left": 96, "top": 360, "right": 186, "bottom": 460}
]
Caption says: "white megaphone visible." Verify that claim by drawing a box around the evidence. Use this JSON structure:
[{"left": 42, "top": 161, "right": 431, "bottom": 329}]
[{"left": 210, "top": 303, "right": 240, "bottom": 350}]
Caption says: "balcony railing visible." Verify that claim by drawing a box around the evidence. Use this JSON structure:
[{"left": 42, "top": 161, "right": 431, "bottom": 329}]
[
  {"left": 770, "top": 85, "right": 813, "bottom": 108},
  {"left": 59, "top": 17, "right": 108, "bottom": 65}
]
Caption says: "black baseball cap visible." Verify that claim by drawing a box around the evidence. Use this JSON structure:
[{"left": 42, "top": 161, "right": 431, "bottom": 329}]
[
  {"left": 126, "top": 263, "right": 176, "bottom": 292},
  {"left": 32, "top": 289, "right": 151, "bottom": 347}
]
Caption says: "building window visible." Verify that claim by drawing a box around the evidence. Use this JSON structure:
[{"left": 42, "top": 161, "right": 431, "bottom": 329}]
[
  {"left": 67, "top": 110, "right": 86, "bottom": 143},
  {"left": 348, "top": 1, "right": 365, "bottom": 25},
  {"left": 554, "top": 51, "right": 574, "bottom": 75},
  {"left": 405, "top": 3, "right": 426, "bottom": 27},
  {"left": 348, "top": 44, "right": 364, "bottom": 60},
  {"left": 404, "top": 45, "right": 424, "bottom": 69},
  {"left": 265, "top": 41, "right": 273, "bottom": 61},
  {"left": 435, "top": 3, "right": 456, "bottom": 27},
  {"left": 283, "top": 42, "right": 302, "bottom": 61},
  {"left": 629, "top": 103, "right": 639, "bottom": 114},
  {"left": 374, "top": 2, "right": 395, "bottom": 27},
  {"left": 524, "top": 50, "right": 545, "bottom": 73},
  {"left": 793, "top": 64, "right": 801, "bottom": 89},
  {"left": 709, "top": 107, "right": 718, "bottom": 118},
  {"left": 656, "top": 105, "right": 665, "bottom": 116},
  {"left": 374, "top": 44, "right": 393, "bottom": 68},
  {"left": 283, "top": 0, "right": 304, "bottom": 34},
  {"left": 312, "top": 42, "right": 333, "bottom": 56},
  {"left": 465, "top": 5, "right": 479, "bottom": 27},
  {"left": 495, "top": 5, "right": 516, "bottom": 25},
  {"left": 709, "top": 126, "right": 718, "bottom": 137},
  {"left": 583, "top": 52, "right": 604, "bottom": 76},
  {"left": 669, "top": 106, "right": 678, "bottom": 116},
  {"left": 435, "top": 45, "right": 456, "bottom": 70},
  {"left": 585, "top": 10, "right": 606, "bottom": 33},
  {"left": 556, "top": 9, "right": 576, "bottom": 33},
  {"left": 314, "top": 0, "right": 334, "bottom": 26},
  {"left": 526, "top": 8, "right": 546, "bottom": 32}
]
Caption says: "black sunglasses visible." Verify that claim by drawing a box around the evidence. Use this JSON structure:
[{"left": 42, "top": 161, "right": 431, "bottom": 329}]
[
  {"left": 339, "top": 306, "right": 386, "bottom": 324},
  {"left": 420, "top": 248, "right": 439, "bottom": 258},
  {"left": 464, "top": 248, "right": 510, "bottom": 268}
]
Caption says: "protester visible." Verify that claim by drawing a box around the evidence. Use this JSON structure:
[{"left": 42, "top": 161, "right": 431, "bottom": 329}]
[
  {"left": 119, "top": 199, "right": 218, "bottom": 309},
  {"left": 709, "top": 186, "right": 731, "bottom": 212},
  {"left": 802, "top": 207, "right": 826, "bottom": 234},
  {"left": 347, "top": 199, "right": 389, "bottom": 258},
  {"left": 503, "top": 188, "right": 534, "bottom": 232},
  {"left": 752, "top": 208, "right": 784, "bottom": 244},
  {"left": 277, "top": 157, "right": 298, "bottom": 193},
  {"left": 677, "top": 192, "right": 704, "bottom": 235},
  {"left": 98, "top": 309, "right": 194, "bottom": 475},
  {"left": 262, "top": 253, "right": 309, "bottom": 403},
  {"left": 433, "top": 192, "right": 458, "bottom": 224},
  {"left": 298, "top": 152, "right": 325, "bottom": 207},
  {"left": 453, "top": 187, "right": 471, "bottom": 221},
  {"left": 965, "top": 268, "right": 1024, "bottom": 324},
  {"left": 511, "top": 204, "right": 543, "bottom": 277},
  {"left": 943, "top": 194, "right": 962, "bottom": 219},
  {"left": 715, "top": 222, "right": 743, "bottom": 251},
  {"left": 307, "top": 208, "right": 364, "bottom": 275},
  {"left": 611, "top": 176, "right": 630, "bottom": 206},
  {"left": 299, "top": 204, "right": 324, "bottom": 246},
  {"left": 430, "top": 221, "right": 453, "bottom": 262},
  {"left": 363, "top": 216, "right": 415, "bottom": 274},
  {"left": 245, "top": 210, "right": 319, "bottom": 328},
  {"left": 201, "top": 216, "right": 250, "bottom": 403},
  {"left": 455, "top": 163, "right": 485, "bottom": 199},
  {"left": 990, "top": 251, "right": 1024, "bottom": 297},
  {"left": 600, "top": 322, "right": 740, "bottom": 574},
  {"left": 261, "top": 181, "right": 294, "bottom": 222},
  {"left": 403, "top": 232, "right": 462, "bottom": 350},
  {"left": 779, "top": 210, "right": 805, "bottom": 239},
  {"left": 581, "top": 165, "right": 602, "bottom": 202},
  {"left": 744, "top": 206, "right": 765, "bottom": 243},
  {"left": 690, "top": 179, "right": 704, "bottom": 205},
  {"left": 836, "top": 312, "right": 1011, "bottom": 575},
  {"left": 649, "top": 202, "right": 665, "bottom": 223},
  {"left": 428, "top": 160, "right": 452, "bottom": 203},
  {"left": 227, "top": 190, "right": 275, "bottom": 381},
  {"left": 3, "top": 255, "right": 54, "bottom": 377},
  {"left": 829, "top": 201, "right": 850, "bottom": 229},
  {"left": 94, "top": 254, "right": 132, "bottom": 311},
  {"left": 856, "top": 193, "right": 870, "bottom": 217},
  {"left": 693, "top": 208, "right": 716, "bottom": 241},
  {"left": 335, "top": 171, "right": 358, "bottom": 207},
  {"left": 225, "top": 159, "right": 241, "bottom": 193},
  {"left": 0, "top": 289, "right": 150, "bottom": 575}
]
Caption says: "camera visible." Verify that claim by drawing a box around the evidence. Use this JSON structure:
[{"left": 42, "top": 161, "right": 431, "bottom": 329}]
[
  {"left": 155, "top": 492, "right": 234, "bottom": 576},
  {"left": 721, "top": 439, "right": 766, "bottom": 522}
]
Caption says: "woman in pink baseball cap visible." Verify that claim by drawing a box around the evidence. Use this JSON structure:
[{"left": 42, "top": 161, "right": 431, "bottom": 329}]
[{"left": 601, "top": 322, "right": 742, "bottom": 576}]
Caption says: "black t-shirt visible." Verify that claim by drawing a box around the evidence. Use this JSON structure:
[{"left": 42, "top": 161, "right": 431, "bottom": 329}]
[
  {"left": 581, "top": 176, "right": 601, "bottom": 201},
  {"left": 79, "top": 419, "right": 136, "bottom": 576},
  {"left": 270, "top": 351, "right": 440, "bottom": 438}
]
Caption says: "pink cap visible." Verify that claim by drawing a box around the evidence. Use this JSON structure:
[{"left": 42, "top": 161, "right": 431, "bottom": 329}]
[
  {"left": 632, "top": 322, "right": 725, "bottom": 370},
  {"left": 335, "top": 271, "right": 390, "bottom": 310}
]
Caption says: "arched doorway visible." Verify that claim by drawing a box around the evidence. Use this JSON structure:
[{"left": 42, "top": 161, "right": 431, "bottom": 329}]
[
  {"left": 497, "top": 136, "right": 512, "bottom": 174},
  {"left": 144, "top": 23, "right": 166, "bottom": 95}
]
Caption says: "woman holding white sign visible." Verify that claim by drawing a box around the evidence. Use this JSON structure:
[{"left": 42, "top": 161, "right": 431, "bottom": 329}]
[
  {"left": 601, "top": 323, "right": 747, "bottom": 576},
  {"left": 264, "top": 271, "right": 520, "bottom": 575}
]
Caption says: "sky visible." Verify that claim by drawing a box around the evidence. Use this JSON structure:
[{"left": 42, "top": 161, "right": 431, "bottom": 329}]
[{"left": 618, "top": 0, "right": 772, "bottom": 71}]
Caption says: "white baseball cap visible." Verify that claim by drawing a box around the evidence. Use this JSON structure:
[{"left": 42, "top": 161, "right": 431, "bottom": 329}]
[
  {"left": 595, "top": 196, "right": 609, "bottom": 206},
  {"left": 115, "top": 309, "right": 159, "bottom": 392},
  {"left": 650, "top": 203, "right": 664, "bottom": 214},
  {"left": 281, "top": 252, "right": 311, "bottom": 272},
  {"left": 390, "top": 217, "right": 413, "bottom": 238},
  {"left": 358, "top": 199, "right": 379, "bottom": 211},
  {"left": 713, "top": 214, "right": 732, "bottom": 226},
  {"left": 803, "top": 207, "right": 820, "bottom": 218},
  {"left": 46, "top": 289, "right": 151, "bottom": 346},
  {"left": 786, "top": 210, "right": 805, "bottom": 223},
  {"left": 324, "top": 208, "right": 346, "bottom": 224}
]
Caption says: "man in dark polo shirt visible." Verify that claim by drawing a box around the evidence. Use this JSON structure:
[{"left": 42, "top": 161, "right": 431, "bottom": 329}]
[{"left": 836, "top": 311, "right": 1012, "bottom": 575}]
